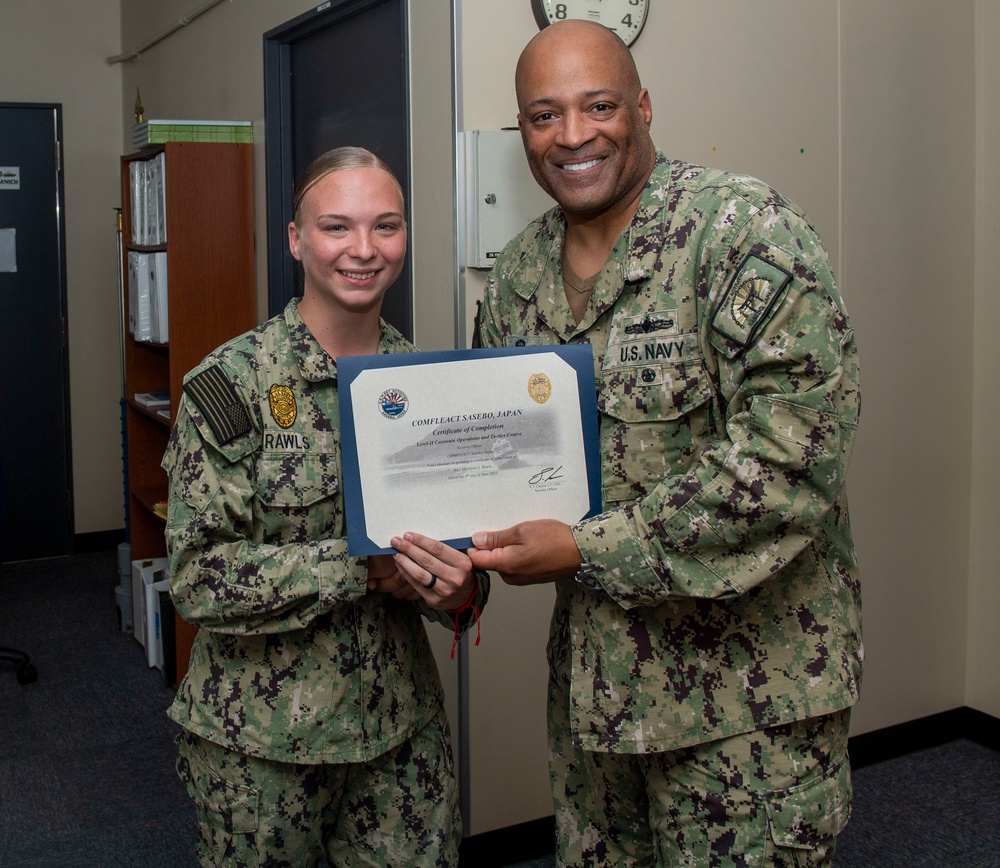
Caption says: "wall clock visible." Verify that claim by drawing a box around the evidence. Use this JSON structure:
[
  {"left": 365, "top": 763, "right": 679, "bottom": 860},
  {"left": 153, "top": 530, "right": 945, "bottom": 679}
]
[{"left": 530, "top": 0, "right": 649, "bottom": 47}]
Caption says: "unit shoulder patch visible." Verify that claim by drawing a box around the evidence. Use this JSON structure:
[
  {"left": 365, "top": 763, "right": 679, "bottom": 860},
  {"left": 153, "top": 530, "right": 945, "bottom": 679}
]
[
  {"left": 712, "top": 253, "right": 792, "bottom": 350},
  {"left": 184, "top": 364, "right": 252, "bottom": 445}
]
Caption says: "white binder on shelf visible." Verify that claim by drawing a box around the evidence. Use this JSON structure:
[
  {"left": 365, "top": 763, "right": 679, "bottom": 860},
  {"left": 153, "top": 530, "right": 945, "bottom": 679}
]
[
  {"left": 127, "top": 251, "right": 152, "bottom": 341},
  {"left": 129, "top": 161, "right": 144, "bottom": 245},
  {"left": 155, "top": 152, "right": 167, "bottom": 244},
  {"left": 128, "top": 155, "right": 168, "bottom": 246},
  {"left": 148, "top": 251, "right": 168, "bottom": 343}
]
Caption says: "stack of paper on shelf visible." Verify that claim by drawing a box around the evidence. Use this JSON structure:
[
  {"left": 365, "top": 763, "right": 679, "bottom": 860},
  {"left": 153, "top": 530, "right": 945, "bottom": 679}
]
[
  {"left": 132, "top": 119, "right": 253, "bottom": 149},
  {"left": 134, "top": 391, "right": 170, "bottom": 409}
]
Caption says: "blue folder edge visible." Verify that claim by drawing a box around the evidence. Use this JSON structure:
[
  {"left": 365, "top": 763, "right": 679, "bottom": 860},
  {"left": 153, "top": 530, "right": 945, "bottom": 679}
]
[{"left": 339, "top": 344, "right": 602, "bottom": 556}]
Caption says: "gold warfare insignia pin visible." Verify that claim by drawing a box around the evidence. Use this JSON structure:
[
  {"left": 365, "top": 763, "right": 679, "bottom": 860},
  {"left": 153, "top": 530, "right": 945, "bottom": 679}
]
[
  {"left": 268, "top": 384, "right": 296, "bottom": 428},
  {"left": 528, "top": 373, "right": 552, "bottom": 405}
]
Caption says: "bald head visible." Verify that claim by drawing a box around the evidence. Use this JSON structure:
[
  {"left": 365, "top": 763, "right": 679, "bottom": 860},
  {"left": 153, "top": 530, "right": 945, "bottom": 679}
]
[
  {"left": 515, "top": 20, "right": 642, "bottom": 112},
  {"left": 513, "top": 19, "right": 655, "bottom": 225}
]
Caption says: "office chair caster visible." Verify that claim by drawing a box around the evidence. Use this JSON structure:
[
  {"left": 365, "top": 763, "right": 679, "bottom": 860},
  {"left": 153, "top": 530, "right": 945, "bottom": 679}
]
[{"left": 1, "top": 647, "right": 37, "bottom": 685}]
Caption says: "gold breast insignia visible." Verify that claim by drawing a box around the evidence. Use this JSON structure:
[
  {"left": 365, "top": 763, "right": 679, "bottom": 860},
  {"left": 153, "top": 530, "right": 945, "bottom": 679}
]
[{"left": 268, "top": 384, "right": 297, "bottom": 428}]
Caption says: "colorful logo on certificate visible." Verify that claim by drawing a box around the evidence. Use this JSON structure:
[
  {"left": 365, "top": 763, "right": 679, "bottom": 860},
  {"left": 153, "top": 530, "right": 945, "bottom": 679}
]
[
  {"left": 528, "top": 373, "right": 551, "bottom": 405},
  {"left": 378, "top": 388, "right": 408, "bottom": 419}
]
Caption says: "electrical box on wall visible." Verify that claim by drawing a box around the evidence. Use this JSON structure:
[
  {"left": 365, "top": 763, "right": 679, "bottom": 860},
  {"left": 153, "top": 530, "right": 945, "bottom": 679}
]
[{"left": 461, "top": 129, "right": 555, "bottom": 269}]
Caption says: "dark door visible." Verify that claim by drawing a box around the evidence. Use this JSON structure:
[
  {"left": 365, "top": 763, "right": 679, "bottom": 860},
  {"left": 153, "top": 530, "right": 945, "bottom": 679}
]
[
  {"left": 264, "top": 0, "right": 412, "bottom": 338},
  {"left": 0, "top": 103, "right": 72, "bottom": 561}
]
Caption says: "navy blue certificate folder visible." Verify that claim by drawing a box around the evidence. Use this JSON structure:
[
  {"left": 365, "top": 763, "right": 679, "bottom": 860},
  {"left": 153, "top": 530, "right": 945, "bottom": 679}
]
[{"left": 339, "top": 344, "right": 601, "bottom": 556}]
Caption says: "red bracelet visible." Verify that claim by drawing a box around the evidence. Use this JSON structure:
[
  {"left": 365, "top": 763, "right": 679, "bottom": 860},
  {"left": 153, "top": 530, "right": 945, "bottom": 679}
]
[{"left": 447, "top": 574, "right": 481, "bottom": 659}]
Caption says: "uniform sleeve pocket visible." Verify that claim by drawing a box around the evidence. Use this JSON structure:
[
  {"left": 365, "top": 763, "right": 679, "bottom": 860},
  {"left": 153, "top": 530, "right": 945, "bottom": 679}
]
[{"left": 764, "top": 756, "right": 851, "bottom": 852}]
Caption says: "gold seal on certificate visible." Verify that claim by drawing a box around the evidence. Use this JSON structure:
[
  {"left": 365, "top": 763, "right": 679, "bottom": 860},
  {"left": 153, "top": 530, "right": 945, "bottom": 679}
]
[
  {"left": 528, "top": 372, "right": 552, "bottom": 404},
  {"left": 339, "top": 345, "right": 601, "bottom": 555}
]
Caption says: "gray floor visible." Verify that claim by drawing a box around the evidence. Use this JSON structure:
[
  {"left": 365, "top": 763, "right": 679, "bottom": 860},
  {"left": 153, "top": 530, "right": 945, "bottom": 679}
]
[{"left": 1, "top": 550, "right": 999, "bottom": 867}]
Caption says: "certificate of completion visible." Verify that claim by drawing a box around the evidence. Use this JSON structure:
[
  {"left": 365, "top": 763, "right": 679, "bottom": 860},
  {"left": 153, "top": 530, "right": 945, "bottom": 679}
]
[{"left": 339, "top": 344, "right": 601, "bottom": 555}]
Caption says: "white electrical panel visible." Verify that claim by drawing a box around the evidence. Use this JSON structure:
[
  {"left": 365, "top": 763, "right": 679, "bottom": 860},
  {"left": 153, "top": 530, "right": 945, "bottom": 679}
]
[{"left": 461, "top": 129, "right": 555, "bottom": 269}]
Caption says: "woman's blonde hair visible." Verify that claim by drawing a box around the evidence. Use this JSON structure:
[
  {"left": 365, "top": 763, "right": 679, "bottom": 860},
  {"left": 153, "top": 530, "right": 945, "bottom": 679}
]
[{"left": 292, "top": 146, "right": 405, "bottom": 224}]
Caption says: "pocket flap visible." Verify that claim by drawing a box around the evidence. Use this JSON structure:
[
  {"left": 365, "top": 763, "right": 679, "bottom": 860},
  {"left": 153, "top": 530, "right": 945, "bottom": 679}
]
[
  {"left": 254, "top": 452, "right": 338, "bottom": 508},
  {"left": 599, "top": 359, "right": 714, "bottom": 424},
  {"left": 764, "top": 757, "right": 851, "bottom": 850},
  {"left": 180, "top": 746, "right": 260, "bottom": 835}
]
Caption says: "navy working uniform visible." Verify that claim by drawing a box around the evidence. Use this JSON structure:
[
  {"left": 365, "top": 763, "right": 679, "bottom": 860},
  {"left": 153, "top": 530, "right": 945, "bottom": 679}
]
[
  {"left": 163, "top": 299, "right": 487, "bottom": 867},
  {"left": 476, "top": 152, "right": 861, "bottom": 866}
]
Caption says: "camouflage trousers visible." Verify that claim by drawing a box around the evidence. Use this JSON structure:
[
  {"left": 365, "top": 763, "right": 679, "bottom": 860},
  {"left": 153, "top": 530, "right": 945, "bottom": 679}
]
[
  {"left": 175, "top": 708, "right": 461, "bottom": 868},
  {"left": 548, "top": 678, "right": 852, "bottom": 867}
]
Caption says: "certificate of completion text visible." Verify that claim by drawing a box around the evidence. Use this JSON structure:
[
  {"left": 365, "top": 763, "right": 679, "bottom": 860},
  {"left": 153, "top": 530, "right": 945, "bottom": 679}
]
[{"left": 339, "top": 345, "right": 600, "bottom": 555}]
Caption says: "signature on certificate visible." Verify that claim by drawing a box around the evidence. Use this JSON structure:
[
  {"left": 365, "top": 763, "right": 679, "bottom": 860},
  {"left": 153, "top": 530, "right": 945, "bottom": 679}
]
[{"left": 529, "top": 466, "right": 565, "bottom": 486}]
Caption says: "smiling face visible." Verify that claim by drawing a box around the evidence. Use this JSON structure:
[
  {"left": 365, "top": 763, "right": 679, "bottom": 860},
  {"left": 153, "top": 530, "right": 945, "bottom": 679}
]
[
  {"left": 287, "top": 166, "right": 407, "bottom": 317},
  {"left": 516, "top": 21, "right": 655, "bottom": 225}
]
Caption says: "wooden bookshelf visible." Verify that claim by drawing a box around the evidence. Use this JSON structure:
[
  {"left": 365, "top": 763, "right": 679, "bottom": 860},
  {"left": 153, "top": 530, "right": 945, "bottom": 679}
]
[{"left": 121, "top": 141, "right": 255, "bottom": 686}]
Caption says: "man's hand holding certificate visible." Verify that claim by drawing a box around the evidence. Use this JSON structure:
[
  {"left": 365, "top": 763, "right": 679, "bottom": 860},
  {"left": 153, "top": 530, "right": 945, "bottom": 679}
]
[{"left": 339, "top": 345, "right": 601, "bottom": 555}]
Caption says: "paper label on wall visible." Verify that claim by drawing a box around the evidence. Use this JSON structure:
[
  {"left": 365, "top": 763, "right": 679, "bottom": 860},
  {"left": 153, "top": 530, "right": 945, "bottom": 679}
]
[
  {"left": 0, "top": 168, "right": 20, "bottom": 190},
  {"left": 0, "top": 228, "right": 15, "bottom": 272}
]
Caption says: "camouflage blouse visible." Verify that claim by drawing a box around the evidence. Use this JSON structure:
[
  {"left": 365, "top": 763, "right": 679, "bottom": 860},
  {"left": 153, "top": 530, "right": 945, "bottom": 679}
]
[
  {"left": 477, "top": 153, "right": 862, "bottom": 754},
  {"left": 162, "top": 300, "right": 487, "bottom": 763}
]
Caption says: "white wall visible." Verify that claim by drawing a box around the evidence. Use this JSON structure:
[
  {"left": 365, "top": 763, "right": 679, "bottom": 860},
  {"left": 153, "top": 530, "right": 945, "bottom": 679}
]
[
  {"left": 0, "top": 1, "right": 124, "bottom": 536},
  {"left": 969, "top": 0, "right": 1000, "bottom": 719},
  {"left": 841, "top": 0, "right": 976, "bottom": 729}
]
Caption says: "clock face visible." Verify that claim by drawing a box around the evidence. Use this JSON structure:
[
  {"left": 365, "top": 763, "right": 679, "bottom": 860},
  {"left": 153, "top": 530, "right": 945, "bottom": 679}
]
[{"left": 531, "top": 0, "right": 649, "bottom": 47}]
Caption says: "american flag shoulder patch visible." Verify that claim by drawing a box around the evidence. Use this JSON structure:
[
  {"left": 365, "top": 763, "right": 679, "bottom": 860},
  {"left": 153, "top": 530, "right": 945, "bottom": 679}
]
[{"left": 183, "top": 364, "right": 252, "bottom": 444}]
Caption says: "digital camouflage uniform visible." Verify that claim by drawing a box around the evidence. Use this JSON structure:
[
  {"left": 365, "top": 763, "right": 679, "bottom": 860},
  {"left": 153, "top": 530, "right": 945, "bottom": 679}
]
[
  {"left": 162, "top": 299, "right": 488, "bottom": 867},
  {"left": 476, "top": 153, "right": 861, "bottom": 866}
]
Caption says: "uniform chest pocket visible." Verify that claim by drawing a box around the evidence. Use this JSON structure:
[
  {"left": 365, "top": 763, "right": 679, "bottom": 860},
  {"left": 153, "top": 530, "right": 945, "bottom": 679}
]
[
  {"left": 253, "top": 451, "right": 340, "bottom": 509},
  {"left": 597, "top": 360, "right": 717, "bottom": 505}
]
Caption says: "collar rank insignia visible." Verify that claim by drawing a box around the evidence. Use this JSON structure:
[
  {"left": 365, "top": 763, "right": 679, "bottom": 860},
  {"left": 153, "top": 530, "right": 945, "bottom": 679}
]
[
  {"left": 712, "top": 253, "right": 792, "bottom": 350},
  {"left": 268, "top": 384, "right": 296, "bottom": 429}
]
